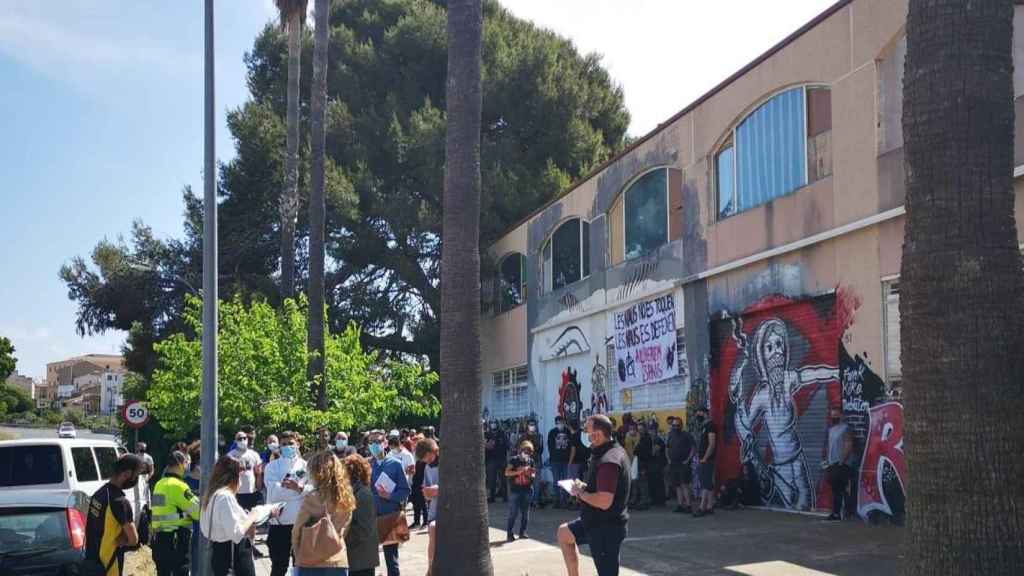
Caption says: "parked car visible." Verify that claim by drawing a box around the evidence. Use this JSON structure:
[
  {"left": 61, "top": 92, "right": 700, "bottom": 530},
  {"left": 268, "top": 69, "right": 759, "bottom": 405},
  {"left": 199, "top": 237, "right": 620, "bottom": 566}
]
[
  {"left": 56, "top": 423, "right": 76, "bottom": 439},
  {"left": 0, "top": 489, "right": 88, "bottom": 575},
  {"left": 0, "top": 439, "right": 148, "bottom": 522}
]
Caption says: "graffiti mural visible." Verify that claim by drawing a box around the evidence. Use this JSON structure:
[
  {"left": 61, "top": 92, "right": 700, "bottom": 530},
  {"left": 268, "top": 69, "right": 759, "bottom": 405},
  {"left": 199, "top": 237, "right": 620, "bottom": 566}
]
[
  {"left": 590, "top": 354, "right": 610, "bottom": 415},
  {"left": 858, "top": 402, "right": 906, "bottom": 523},
  {"left": 558, "top": 367, "right": 583, "bottom": 430},
  {"left": 543, "top": 326, "right": 591, "bottom": 360},
  {"left": 711, "top": 293, "right": 844, "bottom": 511}
]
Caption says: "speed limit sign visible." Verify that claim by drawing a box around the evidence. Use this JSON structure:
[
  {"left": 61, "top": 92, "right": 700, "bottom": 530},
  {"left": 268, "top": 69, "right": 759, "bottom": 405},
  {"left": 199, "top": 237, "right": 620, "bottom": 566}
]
[{"left": 122, "top": 401, "right": 151, "bottom": 429}]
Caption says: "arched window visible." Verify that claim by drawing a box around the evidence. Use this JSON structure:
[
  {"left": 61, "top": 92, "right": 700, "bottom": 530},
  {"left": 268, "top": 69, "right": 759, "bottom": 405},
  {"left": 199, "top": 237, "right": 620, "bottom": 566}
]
[
  {"left": 717, "top": 85, "right": 832, "bottom": 219},
  {"left": 542, "top": 218, "right": 590, "bottom": 292},
  {"left": 496, "top": 252, "right": 526, "bottom": 313},
  {"left": 623, "top": 169, "right": 668, "bottom": 260}
]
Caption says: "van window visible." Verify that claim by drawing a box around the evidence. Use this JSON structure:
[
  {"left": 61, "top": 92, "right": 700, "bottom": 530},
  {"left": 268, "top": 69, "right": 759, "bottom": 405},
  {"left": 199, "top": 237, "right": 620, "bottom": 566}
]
[
  {"left": 72, "top": 447, "right": 99, "bottom": 482},
  {"left": 0, "top": 445, "right": 64, "bottom": 486},
  {"left": 94, "top": 447, "right": 119, "bottom": 480}
]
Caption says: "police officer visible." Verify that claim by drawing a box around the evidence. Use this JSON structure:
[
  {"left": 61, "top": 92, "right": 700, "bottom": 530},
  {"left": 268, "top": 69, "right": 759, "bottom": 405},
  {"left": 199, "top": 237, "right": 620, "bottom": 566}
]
[{"left": 151, "top": 451, "right": 200, "bottom": 576}]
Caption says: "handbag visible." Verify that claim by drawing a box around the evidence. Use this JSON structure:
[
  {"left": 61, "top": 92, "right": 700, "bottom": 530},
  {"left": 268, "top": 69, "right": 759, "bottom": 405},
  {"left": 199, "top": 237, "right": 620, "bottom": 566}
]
[
  {"left": 296, "top": 494, "right": 344, "bottom": 566},
  {"left": 376, "top": 510, "right": 410, "bottom": 546}
]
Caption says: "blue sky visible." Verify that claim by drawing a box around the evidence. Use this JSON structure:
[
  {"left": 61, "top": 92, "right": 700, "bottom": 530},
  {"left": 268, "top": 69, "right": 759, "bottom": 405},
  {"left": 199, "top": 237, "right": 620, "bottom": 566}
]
[{"left": 1, "top": 0, "right": 834, "bottom": 379}]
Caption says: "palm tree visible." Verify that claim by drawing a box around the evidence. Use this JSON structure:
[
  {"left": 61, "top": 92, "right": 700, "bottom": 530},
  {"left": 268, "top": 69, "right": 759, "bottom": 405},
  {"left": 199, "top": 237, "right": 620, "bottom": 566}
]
[
  {"left": 434, "top": 0, "right": 493, "bottom": 574},
  {"left": 275, "top": 0, "right": 307, "bottom": 299},
  {"left": 307, "top": 0, "right": 328, "bottom": 408},
  {"left": 902, "top": 1, "right": 1024, "bottom": 574}
]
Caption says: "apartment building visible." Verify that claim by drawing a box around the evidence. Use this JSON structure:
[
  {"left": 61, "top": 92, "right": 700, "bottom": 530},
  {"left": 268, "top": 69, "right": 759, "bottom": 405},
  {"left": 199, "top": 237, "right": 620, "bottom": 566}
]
[
  {"left": 44, "top": 354, "right": 125, "bottom": 413},
  {"left": 479, "top": 0, "right": 1024, "bottom": 519}
]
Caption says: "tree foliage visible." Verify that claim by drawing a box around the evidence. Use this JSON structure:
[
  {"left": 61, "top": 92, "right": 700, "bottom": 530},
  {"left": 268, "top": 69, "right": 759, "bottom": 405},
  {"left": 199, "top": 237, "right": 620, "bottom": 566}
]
[
  {"left": 0, "top": 337, "right": 15, "bottom": 382},
  {"left": 0, "top": 383, "right": 33, "bottom": 415},
  {"left": 146, "top": 294, "right": 438, "bottom": 441},
  {"left": 61, "top": 0, "right": 629, "bottom": 373}
]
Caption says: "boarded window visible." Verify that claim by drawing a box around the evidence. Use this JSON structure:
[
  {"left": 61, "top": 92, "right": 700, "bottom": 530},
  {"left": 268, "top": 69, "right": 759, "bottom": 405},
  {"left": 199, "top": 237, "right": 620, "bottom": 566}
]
[{"left": 807, "top": 87, "right": 833, "bottom": 182}]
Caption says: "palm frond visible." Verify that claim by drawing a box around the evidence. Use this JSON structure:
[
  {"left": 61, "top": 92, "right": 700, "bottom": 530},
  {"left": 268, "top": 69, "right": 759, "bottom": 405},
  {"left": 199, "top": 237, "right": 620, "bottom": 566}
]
[{"left": 274, "top": 0, "right": 309, "bottom": 31}]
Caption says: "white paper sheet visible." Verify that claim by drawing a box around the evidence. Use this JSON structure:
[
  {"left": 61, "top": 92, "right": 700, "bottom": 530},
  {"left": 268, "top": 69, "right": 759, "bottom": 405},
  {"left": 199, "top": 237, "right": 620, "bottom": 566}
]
[{"left": 375, "top": 471, "right": 397, "bottom": 494}]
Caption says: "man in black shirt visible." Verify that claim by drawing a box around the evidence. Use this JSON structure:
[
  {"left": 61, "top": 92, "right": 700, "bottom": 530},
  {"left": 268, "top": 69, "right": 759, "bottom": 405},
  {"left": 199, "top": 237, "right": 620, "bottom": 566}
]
[
  {"left": 518, "top": 420, "right": 544, "bottom": 507},
  {"left": 666, "top": 416, "right": 695, "bottom": 513},
  {"left": 547, "top": 416, "right": 574, "bottom": 508},
  {"left": 485, "top": 421, "right": 509, "bottom": 503},
  {"left": 631, "top": 423, "right": 652, "bottom": 510},
  {"left": 85, "top": 454, "right": 145, "bottom": 576},
  {"left": 557, "top": 415, "right": 629, "bottom": 576},
  {"left": 693, "top": 407, "right": 717, "bottom": 517},
  {"left": 504, "top": 441, "right": 536, "bottom": 541}
]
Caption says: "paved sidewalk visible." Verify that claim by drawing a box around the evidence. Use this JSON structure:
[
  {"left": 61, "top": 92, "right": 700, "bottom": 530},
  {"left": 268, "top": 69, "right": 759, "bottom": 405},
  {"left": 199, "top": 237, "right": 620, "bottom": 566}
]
[{"left": 255, "top": 503, "right": 903, "bottom": 576}]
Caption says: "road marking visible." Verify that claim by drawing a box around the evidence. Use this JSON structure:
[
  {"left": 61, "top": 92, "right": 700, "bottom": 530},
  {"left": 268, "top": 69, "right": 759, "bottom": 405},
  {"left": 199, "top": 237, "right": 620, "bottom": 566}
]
[{"left": 726, "top": 560, "right": 837, "bottom": 576}]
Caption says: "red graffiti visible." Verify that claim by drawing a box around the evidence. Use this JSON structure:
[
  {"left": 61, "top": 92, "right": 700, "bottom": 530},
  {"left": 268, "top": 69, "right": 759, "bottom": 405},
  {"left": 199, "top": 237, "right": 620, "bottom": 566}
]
[{"left": 857, "top": 401, "right": 906, "bottom": 519}]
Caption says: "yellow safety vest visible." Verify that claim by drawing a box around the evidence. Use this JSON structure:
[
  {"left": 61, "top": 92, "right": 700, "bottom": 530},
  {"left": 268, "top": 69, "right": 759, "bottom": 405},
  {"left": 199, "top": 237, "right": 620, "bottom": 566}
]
[{"left": 151, "top": 474, "right": 200, "bottom": 532}]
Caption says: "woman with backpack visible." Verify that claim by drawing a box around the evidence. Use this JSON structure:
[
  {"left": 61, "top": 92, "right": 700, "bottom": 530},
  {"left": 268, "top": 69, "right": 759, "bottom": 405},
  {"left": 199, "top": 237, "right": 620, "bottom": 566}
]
[{"left": 291, "top": 451, "right": 356, "bottom": 575}]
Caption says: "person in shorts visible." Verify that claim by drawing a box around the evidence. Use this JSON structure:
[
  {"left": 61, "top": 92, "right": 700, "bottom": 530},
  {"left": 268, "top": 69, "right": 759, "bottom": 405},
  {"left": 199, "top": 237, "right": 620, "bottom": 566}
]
[
  {"left": 693, "top": 407, "right": 717, "bottom": 517},
  {"left": 665, "top": 416, "right": 695, "bottom": 513},
  {"left": 557, "top": 415, "right": 629, "bottom": 576}
]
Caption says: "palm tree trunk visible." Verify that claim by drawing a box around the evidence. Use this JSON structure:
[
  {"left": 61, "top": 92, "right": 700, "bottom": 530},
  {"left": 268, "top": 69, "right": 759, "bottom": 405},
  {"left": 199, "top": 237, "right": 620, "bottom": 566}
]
[
  {"left": 280, "top": 8, "right": 302, "bottom": 299},
  {"left": 435, "top": 0, "right": 492, "bottom": 574},
  {"left": 307, "top": 0, "right": 328, "bottom": 408},
  {"left": 902, "top": 1, "right": 1024, "bottom": 574}
]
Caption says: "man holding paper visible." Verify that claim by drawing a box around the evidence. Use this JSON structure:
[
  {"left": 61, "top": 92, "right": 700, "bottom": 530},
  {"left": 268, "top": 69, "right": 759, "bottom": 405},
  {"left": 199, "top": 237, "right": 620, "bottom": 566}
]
[
  {"left": 557, "top": 415, "right": 630, "bottom": 576},
  {"left": 262, "top": 431, "right": 309, "bottom": 576},
  {"left": 370, "top": 430, "right": 411, "bottom": 576}
]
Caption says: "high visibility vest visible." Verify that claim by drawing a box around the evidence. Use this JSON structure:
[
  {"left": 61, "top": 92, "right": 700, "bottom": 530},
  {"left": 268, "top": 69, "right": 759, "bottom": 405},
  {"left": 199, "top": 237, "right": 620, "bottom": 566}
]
[{"left": 151, "top": 474, "right": 200, "bottom": 532}]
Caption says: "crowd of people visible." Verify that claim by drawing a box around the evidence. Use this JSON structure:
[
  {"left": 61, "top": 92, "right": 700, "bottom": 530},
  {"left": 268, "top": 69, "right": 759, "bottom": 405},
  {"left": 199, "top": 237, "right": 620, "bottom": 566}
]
[{"left": 83, "top": 426, "right": 439, "bottom": 576}]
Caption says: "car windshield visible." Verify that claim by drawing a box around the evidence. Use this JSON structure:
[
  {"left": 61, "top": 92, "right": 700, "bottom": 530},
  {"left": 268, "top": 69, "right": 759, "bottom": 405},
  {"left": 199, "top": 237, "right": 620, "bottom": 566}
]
[
  {"left": 0, "top": 446, "right": 65, "bottom": 486},
  {"left": 0, "top": 508, "right": 68, "bottom": 554}
]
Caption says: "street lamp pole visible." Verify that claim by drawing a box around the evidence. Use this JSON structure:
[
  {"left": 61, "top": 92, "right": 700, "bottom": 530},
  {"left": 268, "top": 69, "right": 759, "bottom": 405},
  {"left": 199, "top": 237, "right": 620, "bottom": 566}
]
[{"left": 198, "top": 1, "right": 218, "bottom": 574}]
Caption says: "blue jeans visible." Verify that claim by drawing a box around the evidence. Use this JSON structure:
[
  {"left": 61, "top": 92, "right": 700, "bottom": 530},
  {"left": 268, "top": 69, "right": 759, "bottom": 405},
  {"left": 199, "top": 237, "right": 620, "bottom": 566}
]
[
  {"left": 295, "top": 569, "right": 349, "bottom": 575},
  {"left": 551, "top": 462, "right": 570, "bottom": 506},
  {"left": 383, "top": 543, "right": 399, "bottom": 576},
  {"left": 507, "top": 490, "right": 530, "bottom": 535}
]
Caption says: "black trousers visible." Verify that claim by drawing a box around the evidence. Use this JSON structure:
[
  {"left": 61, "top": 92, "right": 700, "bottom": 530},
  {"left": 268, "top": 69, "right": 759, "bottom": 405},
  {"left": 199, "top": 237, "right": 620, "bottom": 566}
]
[
  {"left": 486, "top": 460, "right": 507, "bottom": 500},
  {"left": 211, "top": 538, "right": 255, "bottom": 576},
  {"left": 828, "top": 464, "right": 852, "bottom": 516},
  {"left": 152, "top": 529, "right": 190, "bottom": 576},
  {"left": 267, "top": 524, "right": 294, "bottom": 576}
]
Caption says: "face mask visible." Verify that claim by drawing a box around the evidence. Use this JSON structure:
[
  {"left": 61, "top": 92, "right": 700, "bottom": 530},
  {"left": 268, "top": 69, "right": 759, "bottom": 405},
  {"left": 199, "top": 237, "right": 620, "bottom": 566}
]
[
  {"left": 268, "top": 443, "right": 280, "bottom": 453},
  {"left": 528, "top": 426, "right": 536, "bottom": 433},
  {"left": 281, "top": 445, "right": 298, "bottom": 459},
  {"left": 235, "top": 439, "right": 248, "bottom": 450},
  {"left": 368, "top": 443, "right": 384, "bottom": 458},
  {"left": 521, "top": 452, "right": 530, "bottom": 459},
  {"left": 556, "top": 423, "right": 565, "bottom": 431},
  {"left": 336, "top": 439, "right": 348, "bottom": 449}
]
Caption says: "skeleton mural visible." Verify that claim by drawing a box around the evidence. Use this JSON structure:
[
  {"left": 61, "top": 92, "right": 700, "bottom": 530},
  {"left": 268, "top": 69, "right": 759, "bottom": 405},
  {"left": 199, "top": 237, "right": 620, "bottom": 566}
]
[
  {"left": 712, "top": 293, "right": 845, "bottom": 511},
  {"left": 591, "top": 354, "right": 609, "bottom": 415},
  {"left": 728, "top": 316, "right": 839, "bottom": 509},
  {"left": 558, "top": 367, "right": 583, "bottom": 430}
]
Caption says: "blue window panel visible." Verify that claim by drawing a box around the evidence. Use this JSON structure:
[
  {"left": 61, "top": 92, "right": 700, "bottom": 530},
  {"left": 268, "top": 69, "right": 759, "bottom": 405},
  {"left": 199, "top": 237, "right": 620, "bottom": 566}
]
[
  {"left": 736, "top": 88, "right": 807, "bottom": 212},
  {"left": 716, "top": 146, "right": 735, "bottom": 218},
  {"left": 624, "top": 169, "right": 668, "bottom": 259}
]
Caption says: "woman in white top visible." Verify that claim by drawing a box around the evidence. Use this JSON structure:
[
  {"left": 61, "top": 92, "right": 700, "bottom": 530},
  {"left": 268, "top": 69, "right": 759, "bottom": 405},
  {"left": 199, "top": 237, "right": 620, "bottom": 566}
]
[{"left": 201, "top": 455, "right": 271, "bottom": 576}]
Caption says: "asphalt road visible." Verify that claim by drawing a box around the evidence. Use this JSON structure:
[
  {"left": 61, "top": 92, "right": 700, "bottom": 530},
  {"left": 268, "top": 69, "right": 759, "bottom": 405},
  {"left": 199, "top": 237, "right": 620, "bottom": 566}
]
[{"left": 0, "top": 425, "right": 120, "bottom": 442}]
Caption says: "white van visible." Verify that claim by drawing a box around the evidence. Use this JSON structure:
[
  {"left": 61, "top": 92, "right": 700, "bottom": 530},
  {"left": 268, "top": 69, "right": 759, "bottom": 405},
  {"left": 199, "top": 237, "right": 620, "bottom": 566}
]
[{"left": 0, "top": 438, "right": 149, "bottom": 519}]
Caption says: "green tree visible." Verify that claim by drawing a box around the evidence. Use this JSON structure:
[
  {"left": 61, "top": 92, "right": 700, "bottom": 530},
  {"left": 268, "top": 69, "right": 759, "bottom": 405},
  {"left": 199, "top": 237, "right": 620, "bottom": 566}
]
[
  {"left": 0, "top": 384, "right": 34, "bottom": 415},
  {"left": 146, "top": 295, "right": 438, "bottom": 441},
  {"left": 435, "top": 0, "right": 492, "bottom": 573},
  {"left": 902, "top": 0, "right": 1024, "bottom": 573},
  {"left": 0, "top": 336, "right": 17, "bottom": 381},
  {"left": 62, "top": 0, "right": 629, "bottom": 374},
  {"left": 0, "top": 337, "right": 16, "bottom": 382},
  {"left": 308, "top": 0, "right": 330, "bottom": 407}
]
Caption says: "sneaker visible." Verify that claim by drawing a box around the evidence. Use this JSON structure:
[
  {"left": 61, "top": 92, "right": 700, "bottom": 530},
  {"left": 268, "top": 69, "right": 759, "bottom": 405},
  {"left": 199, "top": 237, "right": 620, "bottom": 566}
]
[
  {"left": 827, "top": 513, "right": 842, "bottom": 521},
  {"left": 518, "top": 532, "right": 530, "bottom": 539},
  {"left": 673, "top": 505, "right": 686, "bottom": 513},
  {"left": 506, "top": 533, "right": 516, "bottom": 543},
  {"left": 409, "top": 522, "right": 421, "bottom": 530}
]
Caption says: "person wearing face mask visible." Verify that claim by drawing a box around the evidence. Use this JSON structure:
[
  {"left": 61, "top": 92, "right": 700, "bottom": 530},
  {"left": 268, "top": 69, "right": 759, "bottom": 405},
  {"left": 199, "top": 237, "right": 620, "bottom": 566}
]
[
  {"left": 333, "top": 431, "right": 355, "bottom": 458},
  {"left": 151, "top": 451, "right": 201, "bottom": 576},
  {"left": 666, "top": 416, "right": 695, "bottom": 513},
  {"left": 229, "top": 430, "right": 263, "bottom": 513},
  {"left": 262, "top": 435, "right": 281, "bottom": 464},
  {"left": 823, "top": 405, "right": 854, "bottom": 521},
  {"left": 557, "top": 415, "right": 629, "bottom": 576},
  {"left": 390, "top": 430, "right": 416, "bottom": 485},
  {"left": 84, "top": 454, "right": 146, "bottom": 576},
  {"left": 548, "top": 416, "right": 574, "bottom": 508},
  {"left": 184, "top": 443, "right": 202, "bottom": 576},
  {"left": 370, "top": 431, "right": 411, "bottom": 576},
  {"left": 263, "top": 431, "right": 309, "bottom": 576},
  {"left": 484, "top": 421, "right": 509, "bottom": 503},
  {"left": 693, "top": 407, "right": 717, "bottom": 518},
  {"left": 518, "top": 421, "right": 545, "bottom": 508},
  {"left": 504, "top": 440, "right": 537, "bottom": 541}
]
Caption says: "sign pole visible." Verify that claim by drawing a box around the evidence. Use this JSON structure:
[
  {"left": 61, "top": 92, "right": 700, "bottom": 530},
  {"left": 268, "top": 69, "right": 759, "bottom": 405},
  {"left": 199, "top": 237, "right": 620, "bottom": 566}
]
[{"left": 199, "top": 1, "right": 219, "bottom": 574}]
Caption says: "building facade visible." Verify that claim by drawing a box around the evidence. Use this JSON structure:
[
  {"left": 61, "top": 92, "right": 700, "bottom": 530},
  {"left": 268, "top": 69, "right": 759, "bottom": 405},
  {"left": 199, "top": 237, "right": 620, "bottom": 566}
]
[
  {"left": 479, "top": 0, "right": 1024, "bottom": 520},
  {"left": 45, "top": 354, "right": 125, "bottom": 413},
  {"left": 4, "top": 371, "right": 35, "bottom": 399}
]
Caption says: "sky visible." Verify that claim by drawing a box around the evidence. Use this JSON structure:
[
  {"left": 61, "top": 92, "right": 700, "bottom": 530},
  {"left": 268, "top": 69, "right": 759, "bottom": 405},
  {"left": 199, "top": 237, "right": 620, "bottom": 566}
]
[{"left": 0, "top": 0, "right": 836, "bottom": 381}]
